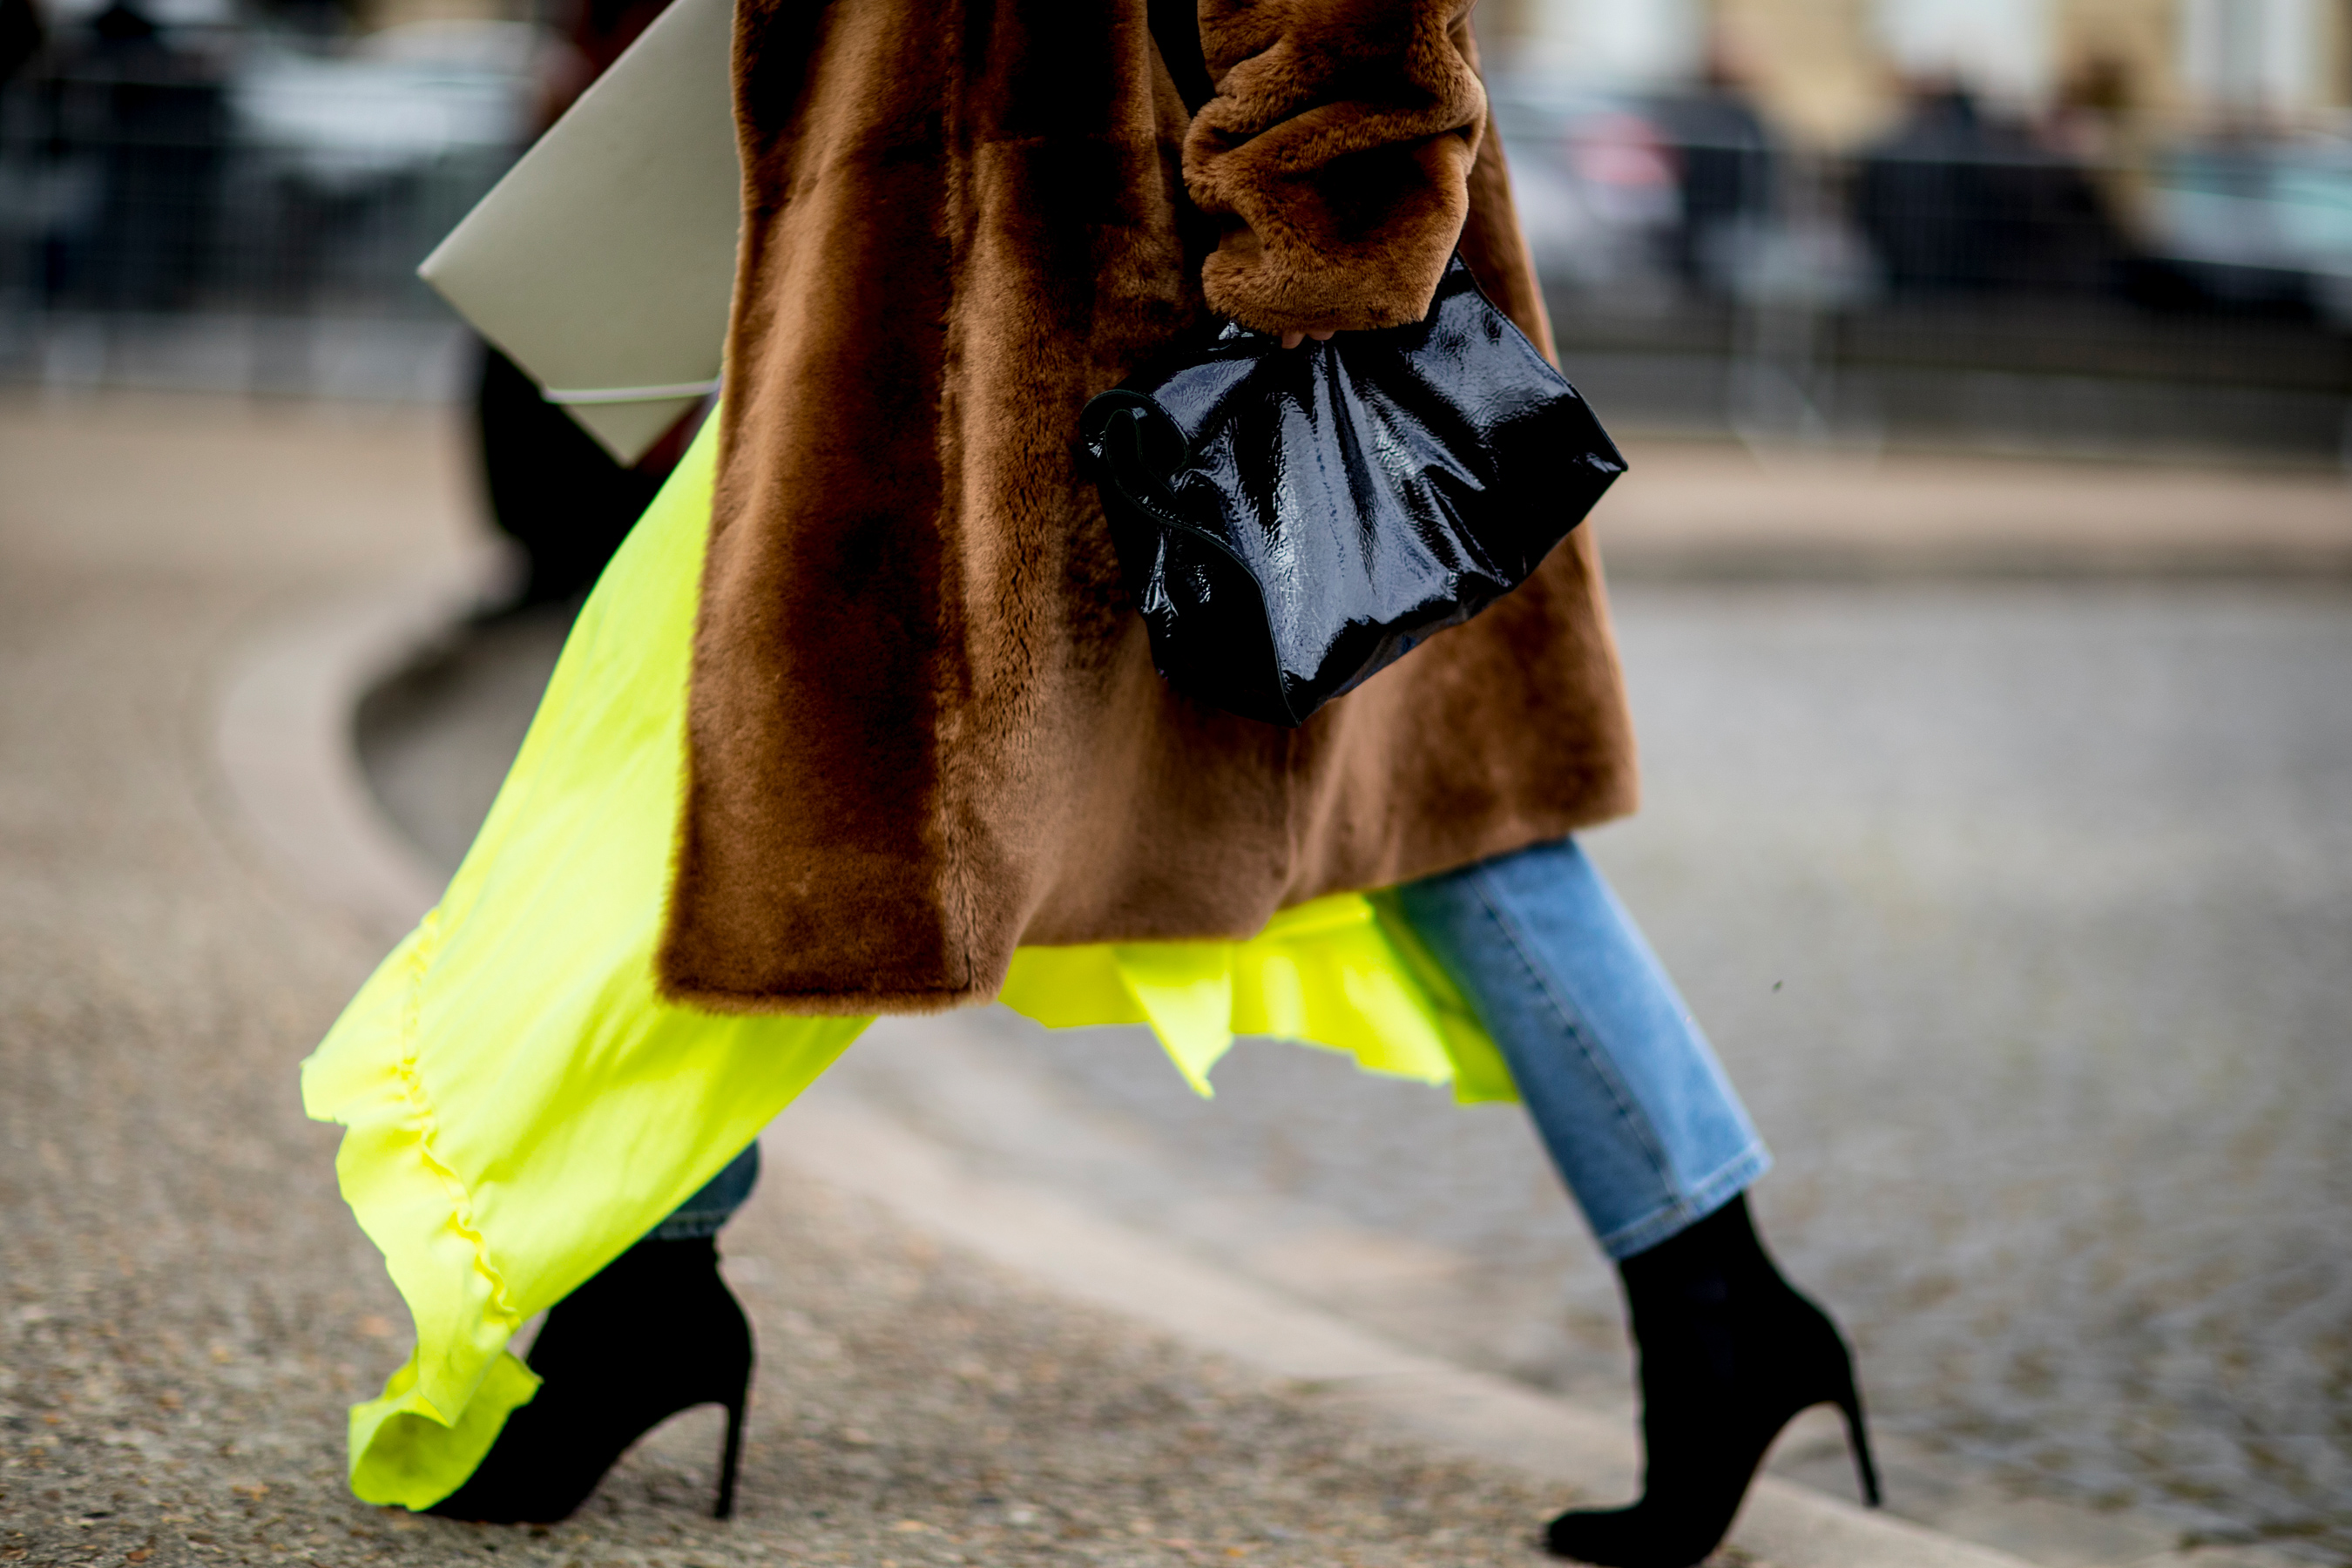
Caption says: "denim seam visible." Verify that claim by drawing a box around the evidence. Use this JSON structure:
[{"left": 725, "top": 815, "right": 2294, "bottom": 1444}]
[
  {"left": 1592, "top": 1140, "right": 1773, "bottom": 1260},
  {"left": 1462, "top": 866, "right": 1681, "bottom": 1196}
]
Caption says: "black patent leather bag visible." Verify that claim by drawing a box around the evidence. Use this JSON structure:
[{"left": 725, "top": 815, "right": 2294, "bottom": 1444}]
[{"left": 1079, "top": 255, "right": 1626, "bottom": 728}]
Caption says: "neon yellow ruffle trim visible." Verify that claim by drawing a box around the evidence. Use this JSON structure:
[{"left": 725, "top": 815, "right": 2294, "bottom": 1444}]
[{"left": 299, "top": 416, "right": 1514, "bottom": 1510}]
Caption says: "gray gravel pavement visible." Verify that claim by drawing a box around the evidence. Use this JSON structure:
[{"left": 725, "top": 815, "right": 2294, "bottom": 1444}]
[
  {"left": 13, "top": 392, "right": 2344, "bottom": 1568},
  {"left": 0, "top": 395, "right": 477, "bottom": 1565},
  {"left": 362, "top": 569, "right": 2352, "bottom": 1564},
  {"left": 955, "top": 581, "right": 2352, "bottom": 1561}
]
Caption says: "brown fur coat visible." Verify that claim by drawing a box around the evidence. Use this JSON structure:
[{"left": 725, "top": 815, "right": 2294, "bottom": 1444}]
[{"left": 659, "top": 0, "right": 1638, "bottom": 1014}]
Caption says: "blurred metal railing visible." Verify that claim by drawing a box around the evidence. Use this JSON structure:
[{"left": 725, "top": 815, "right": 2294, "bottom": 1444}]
[
  {"left": 1497, "top": 85, "right": 2352, "bottom": 463},
  {"left": 5, "top": 37, "right": 2349, "bottom": 461},
  {"left": 0, "top": 19, "right": 528, "bottom": 399}
]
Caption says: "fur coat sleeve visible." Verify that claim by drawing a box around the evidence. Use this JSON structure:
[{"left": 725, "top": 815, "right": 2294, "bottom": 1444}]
[
  {"left": 1188, "top": 0, "right": 1485, "bottom": 334},
  {"left": 659, "top": 0, "right": 1636, "bottom": 1015}
]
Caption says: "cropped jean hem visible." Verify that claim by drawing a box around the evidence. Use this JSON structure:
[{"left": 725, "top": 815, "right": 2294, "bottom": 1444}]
[
  {"left": 648, "top": 1211, "right": 732, "bottom": 1241},
  {"left": 649, "top": 1142, "right": 760, "bottom": 1241},
  {"left": 1591, "top": 1141, "right": 1771, "bottom": 1260}
]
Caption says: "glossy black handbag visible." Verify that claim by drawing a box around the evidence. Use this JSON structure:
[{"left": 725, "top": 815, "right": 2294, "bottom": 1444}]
[{"left": 1079, "top": 255, "right": 1625, "bottom": 728}]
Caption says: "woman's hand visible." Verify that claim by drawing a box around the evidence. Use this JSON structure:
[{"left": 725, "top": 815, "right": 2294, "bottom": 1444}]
[{"left": 1280, "top": 327, "right": 1341, "bottom": 349}]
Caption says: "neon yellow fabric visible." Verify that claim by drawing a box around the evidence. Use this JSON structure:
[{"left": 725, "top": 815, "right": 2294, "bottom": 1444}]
[
  {"left": 1001, "top": 895, "right": 1515, "bottom": 1103},
  {"left": 300, "top": 415, "right": 1512, "bottom": 1510}
]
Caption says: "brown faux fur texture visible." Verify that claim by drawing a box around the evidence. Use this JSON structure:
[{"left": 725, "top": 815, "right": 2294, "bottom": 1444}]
[
  {"left": 658, "top": 0, "right": 1639, "bottom": 1016},
  {"left": 1189, "top": 0, "right": 1485, "bottom": 334}
]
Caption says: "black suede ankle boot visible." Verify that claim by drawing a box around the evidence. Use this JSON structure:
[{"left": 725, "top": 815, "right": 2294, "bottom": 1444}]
[
  {"left": 426, "top": 1235, "right": 753, "bottom": 1524},
  {"left": 1545, "top": 1196, "right": 1878, "bottom": 1567}
]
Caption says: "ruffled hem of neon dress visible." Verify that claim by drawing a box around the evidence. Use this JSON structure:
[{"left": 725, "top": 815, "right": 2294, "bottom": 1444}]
[{"left": 298, "top": 416, "right": 1517, "bottom": 1509}]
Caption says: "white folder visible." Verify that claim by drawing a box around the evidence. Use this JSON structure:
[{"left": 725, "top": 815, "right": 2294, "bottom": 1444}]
[{"left": 419, "top": 0, "right": 740, "bottom": 463}]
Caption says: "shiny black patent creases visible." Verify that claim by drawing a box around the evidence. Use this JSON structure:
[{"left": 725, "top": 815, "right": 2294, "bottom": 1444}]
[{"left": 1080, "top": 255, "right": 1626, "bottom": 728}]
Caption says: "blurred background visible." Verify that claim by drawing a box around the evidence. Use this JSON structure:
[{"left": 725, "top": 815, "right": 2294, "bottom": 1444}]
[
  {"left": 2, "top": 0, "right": 2349, "bottom": 453},
  {"left": 0, "top": 0, "right": 536, "bottom": 402},
  {"left": 1, "top": 1, "right": 2347, "bottom": 1566},
  {"left": 1480, "top": 0, "right": 2352, "bottom": 462}
]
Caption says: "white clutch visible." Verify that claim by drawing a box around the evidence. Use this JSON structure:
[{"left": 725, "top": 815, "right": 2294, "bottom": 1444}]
[{"left": 419, "top": 0, "right": 740, "bottom": 463}]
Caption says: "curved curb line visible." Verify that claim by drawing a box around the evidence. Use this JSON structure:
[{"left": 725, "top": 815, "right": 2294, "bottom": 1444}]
[
  {"left": 208, "top": 558, "right": 2046, "bottom": 1568},
  {"left": 773, "top": 1089, "right": 2047, "bottom": 1568},
  {"left": 212, "top": 564, "right": 484, "bottom": 947}
]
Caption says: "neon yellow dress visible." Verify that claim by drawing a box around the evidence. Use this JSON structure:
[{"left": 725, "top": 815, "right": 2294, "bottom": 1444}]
[{"left": 300, "top": 416, "right": 1517, "bottom": 1508}]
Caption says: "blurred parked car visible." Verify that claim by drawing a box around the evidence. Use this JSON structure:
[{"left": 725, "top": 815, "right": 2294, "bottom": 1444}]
[
  {"left": 2137, "top": 133, "right": 2352, "bottom": 322},
  {"left": 1492, "top": 82, "right": 1876, "bottom": 313},
  {"left": 232, "top": 19, "right": 537, "bottom": 193},
  {"left": 1, "top": 5, "right": 538, "bottom": 318},
  {"left": 1492, "top": 88, "right": 1685, "bottom": 299},
  {"left": 225, "top": 17, "right": 538, "bottom": 310}
]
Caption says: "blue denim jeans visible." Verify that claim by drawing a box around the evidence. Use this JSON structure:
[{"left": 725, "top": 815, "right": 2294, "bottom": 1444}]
[
  {"left": 650, "top": 1140, "right": 762, "bottom": 1241},
  {"left": 658, "top": 837, "right": 1766, "bottom": 1261},
  {"left": 1391, "top": 836, "right": 1768, "bottom": 1259}
]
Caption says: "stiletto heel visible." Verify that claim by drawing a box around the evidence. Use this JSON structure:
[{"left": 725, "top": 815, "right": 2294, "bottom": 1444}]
[
  {"left": 1837, "top": 1385, "right": 1882, "bottom": 1508},
  {"left": 713, "top": 1397, "right": 745, "bottom": 1519},
  {"left": 1545, "top": 1196, "right": 1876, "bottom": 1568},
  {"left": 425, "top": 1235, "right": 756, "bottom": 1524}
]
